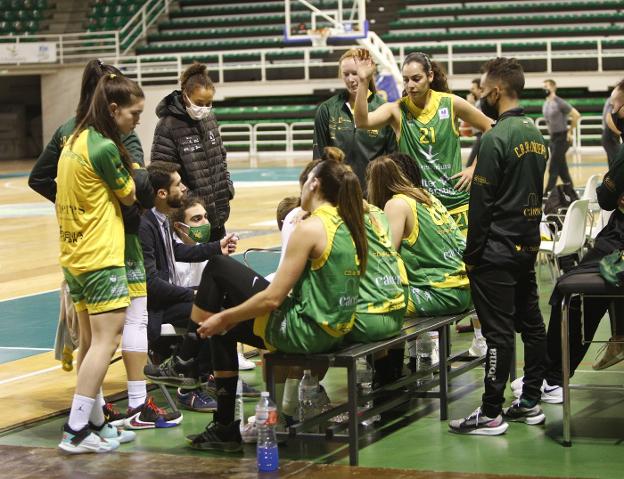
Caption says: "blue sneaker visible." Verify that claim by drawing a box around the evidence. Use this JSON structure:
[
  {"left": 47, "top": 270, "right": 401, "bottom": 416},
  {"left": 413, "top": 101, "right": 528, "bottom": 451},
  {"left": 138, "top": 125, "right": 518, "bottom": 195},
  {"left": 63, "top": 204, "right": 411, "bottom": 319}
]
[
  {"left": 241, "top": 381, "right": 260, "bottom": 398},
  {"left": 177, "top": 388, "right": 217, "bottom": 412}
]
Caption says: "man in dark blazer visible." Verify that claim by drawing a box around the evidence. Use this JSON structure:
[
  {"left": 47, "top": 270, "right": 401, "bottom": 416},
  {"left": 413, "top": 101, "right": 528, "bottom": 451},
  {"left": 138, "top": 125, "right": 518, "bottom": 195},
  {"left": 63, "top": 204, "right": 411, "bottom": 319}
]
[{"left": 139, "top": 161, "right": 237, "bottom": 411}]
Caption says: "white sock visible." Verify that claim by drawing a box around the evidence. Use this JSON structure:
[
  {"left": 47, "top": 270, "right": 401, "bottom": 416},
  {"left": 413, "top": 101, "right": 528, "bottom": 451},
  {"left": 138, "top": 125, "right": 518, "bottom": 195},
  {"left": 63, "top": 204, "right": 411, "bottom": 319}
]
[
  {"left": 89, "top": 390, "right": 106, "bottom": 426},
  {"left": 474, "top": 328, "right": 483, "bottom": 340},
  {"left": 68, "top": 394, "right": 95, "bottom": 431},
  {"left": 127, "top": 380, "right": 147, "bottom": 409},
  {"left": 282, "top": 378, "right": 300, "bottom": 417}
]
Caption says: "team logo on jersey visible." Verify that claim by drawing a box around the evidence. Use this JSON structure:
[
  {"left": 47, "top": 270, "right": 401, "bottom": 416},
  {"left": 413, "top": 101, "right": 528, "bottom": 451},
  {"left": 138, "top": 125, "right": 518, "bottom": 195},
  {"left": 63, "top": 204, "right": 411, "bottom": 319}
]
[{"left": 438, "top": 107, "right": 449, "bottom": 119}]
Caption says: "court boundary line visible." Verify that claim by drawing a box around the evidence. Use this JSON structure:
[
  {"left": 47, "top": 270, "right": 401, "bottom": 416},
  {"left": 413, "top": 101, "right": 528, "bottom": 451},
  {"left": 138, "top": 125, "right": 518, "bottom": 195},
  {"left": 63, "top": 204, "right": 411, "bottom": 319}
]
[
  {"left": 0, "top": 288, "right": 60, "bottom": 303},
  {"left": 0, "top": 347, "right": 53, "bottom": 351}
]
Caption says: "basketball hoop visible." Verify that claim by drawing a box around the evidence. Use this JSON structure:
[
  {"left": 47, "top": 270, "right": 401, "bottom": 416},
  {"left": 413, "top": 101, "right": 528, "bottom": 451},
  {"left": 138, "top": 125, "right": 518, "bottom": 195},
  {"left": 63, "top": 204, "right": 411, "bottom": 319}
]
[{"left": 308, "top": 28, "right": 331, "bottom": 47}]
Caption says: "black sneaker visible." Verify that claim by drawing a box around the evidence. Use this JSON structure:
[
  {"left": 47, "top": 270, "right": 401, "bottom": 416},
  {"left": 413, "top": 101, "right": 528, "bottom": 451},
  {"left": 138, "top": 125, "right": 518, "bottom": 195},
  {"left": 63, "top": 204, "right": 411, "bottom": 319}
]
[
  {"left": 241, "top": 381, "right": 261, "bottom": 398},
  {"left": 186, "top": 420, "right": 243, "bottom": 452},
  {"left": 124, "top": 397, "right": 183, "bottom": 430},
  {"left": 503, "top": 399, "right": 546, "bottom": 425},
  {"left": 144, "top": 355, "right": 200, "bottom": 389},
  {"left": 102, "top": 402, "right": 126, "bottom": 427}
]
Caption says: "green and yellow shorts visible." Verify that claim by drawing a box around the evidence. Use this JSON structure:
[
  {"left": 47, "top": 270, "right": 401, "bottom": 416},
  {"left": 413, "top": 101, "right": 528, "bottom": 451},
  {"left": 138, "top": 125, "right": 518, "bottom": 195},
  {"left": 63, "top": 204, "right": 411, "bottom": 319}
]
[
  {"left": 125, "top": 234, "right": 146, "bottom": 299},
  {"left": 448, "top": 204, "right": 469, "bottom": 237},
  {"left": 62, "top": 266, "right": 130, "bottom": 314},
  {"left": 407, "top": 285, "right": 471, "bottom": 317}
]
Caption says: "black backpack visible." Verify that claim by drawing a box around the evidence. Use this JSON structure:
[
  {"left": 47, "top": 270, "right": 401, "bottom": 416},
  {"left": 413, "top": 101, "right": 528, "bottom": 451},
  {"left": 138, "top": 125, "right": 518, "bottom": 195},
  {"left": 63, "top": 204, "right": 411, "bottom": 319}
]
[{"left": 544, "top": 184, "right": 579, "bottom": 227}]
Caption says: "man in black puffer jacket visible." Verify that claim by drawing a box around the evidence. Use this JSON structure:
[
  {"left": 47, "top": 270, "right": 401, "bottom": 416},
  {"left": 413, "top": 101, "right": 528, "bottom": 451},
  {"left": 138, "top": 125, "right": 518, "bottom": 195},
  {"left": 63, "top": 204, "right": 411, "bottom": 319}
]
[{"left": 151, "top": 63, "right": 234, "bottom": 241}]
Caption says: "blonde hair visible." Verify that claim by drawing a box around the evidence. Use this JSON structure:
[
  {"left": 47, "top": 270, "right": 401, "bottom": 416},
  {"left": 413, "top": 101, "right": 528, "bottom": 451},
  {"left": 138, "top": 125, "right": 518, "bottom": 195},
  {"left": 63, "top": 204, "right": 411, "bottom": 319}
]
[{"left": 338, "top": 48, "right": 376, "bottom": 92}]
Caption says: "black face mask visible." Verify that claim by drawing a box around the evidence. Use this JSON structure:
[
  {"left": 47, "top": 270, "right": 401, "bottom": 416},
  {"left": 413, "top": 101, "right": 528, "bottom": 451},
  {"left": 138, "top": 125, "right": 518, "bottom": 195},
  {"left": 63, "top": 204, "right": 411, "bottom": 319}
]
[
  {"left": 480, "top": 91, "right": 499, "bottom": 122},
  {"left": 543, "top": 88, "right": 551, "bottom": 98},
  {"left": 612, "top": 111, "right": 624, "bottom": 139}
]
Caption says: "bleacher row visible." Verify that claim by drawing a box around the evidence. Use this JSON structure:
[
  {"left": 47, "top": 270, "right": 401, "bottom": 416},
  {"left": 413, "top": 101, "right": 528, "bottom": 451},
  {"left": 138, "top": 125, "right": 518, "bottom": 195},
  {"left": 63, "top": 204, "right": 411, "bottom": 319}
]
[{"left": 0, "top": 0, "right": 48, "bottom": 34}]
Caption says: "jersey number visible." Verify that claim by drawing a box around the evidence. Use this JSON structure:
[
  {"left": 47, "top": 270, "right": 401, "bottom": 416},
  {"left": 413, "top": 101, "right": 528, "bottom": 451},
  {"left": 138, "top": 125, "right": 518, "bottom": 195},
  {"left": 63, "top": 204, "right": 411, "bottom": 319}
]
[
  {"left": 426, "top": 201, "right": 451, "bottom": 226},
  {"left": 419, "top": 127, "right": 436, "bottom": 144}
]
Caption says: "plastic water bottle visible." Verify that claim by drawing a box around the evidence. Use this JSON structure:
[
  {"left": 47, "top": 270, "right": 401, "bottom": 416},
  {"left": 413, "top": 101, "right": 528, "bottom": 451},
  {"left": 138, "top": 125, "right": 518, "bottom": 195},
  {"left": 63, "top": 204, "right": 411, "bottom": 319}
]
[
  {"left": 256, "top": 391, "right": 279, "bottom": 472},
  {"left": 356, "top": 358, "right": 380, "bottom": 426},
  {"left": 298, "top": 370, "right": 320, "bottom": 431}
]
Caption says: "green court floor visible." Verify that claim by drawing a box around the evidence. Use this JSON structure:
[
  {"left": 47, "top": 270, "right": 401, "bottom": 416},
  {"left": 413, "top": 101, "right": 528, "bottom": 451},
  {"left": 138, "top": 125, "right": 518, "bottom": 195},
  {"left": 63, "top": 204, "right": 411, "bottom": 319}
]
[{"left": 1, "top": 266, "right": 623, "bottom": 477}]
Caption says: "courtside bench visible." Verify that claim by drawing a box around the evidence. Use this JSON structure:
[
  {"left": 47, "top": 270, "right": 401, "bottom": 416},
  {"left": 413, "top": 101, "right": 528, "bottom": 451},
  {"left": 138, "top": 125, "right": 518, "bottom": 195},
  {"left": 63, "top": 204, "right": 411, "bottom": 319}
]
[{"left": 264, "top": 308, "right": 508, "bottom": 466}]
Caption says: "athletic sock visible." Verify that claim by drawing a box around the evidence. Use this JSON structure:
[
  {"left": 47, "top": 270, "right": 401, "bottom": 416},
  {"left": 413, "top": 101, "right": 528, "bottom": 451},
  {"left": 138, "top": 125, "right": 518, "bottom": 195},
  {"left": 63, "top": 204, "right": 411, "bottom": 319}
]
[
  {"left": 68, "top": 394, "right": 96, "bottom": 431},
  {"left": 127, "top": 380, "right": 147, "bottom": 409},
  {"left": 282, "top": 378, "right": 299, "bottom": 417},
  {"left": 89, "top": 390, "right": 106, "bottom": 427},
  {"left": 474, "top": 328, "right": 483, "bottom": 340},
  {"left": 214, "top": 376, "right": 238, "bottom": 425}
]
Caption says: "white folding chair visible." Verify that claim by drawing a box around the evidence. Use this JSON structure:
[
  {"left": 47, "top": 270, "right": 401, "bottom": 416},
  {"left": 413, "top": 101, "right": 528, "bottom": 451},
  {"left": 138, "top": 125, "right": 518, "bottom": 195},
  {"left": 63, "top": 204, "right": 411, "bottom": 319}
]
[{"left": 539, "top": 199, "right": 590, "bottom": 280}]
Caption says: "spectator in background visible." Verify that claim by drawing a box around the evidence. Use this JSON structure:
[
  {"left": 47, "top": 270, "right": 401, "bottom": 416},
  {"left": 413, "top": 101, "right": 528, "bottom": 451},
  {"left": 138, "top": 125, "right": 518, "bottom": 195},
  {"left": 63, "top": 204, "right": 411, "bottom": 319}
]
[
  {"left": 152, "top": 62, "right": 234, "bottom": 242},
  {"left": 602, "top": 96, "right": 621, "bottom": 168},
  {"left": 313, "top": 47, "right": 396, "bottom": 190},
  {"left": 542, "top": 79, "right": 581, "bottom": 194}
]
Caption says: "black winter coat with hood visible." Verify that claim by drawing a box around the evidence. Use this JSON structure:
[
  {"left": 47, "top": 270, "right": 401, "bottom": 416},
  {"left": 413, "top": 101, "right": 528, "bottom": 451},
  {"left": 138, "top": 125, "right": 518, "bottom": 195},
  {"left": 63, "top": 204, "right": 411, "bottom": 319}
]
[{"left": 151, "top": 90, "right": 234, "bottom": 231}]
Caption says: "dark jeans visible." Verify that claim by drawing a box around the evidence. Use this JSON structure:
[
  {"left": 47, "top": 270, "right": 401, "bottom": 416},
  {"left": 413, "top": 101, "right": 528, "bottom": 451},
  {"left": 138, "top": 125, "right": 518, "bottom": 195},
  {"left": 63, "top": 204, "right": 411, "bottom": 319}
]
[
  {"left": 602, "top": 129, "right": 621, "bottom": 169},
  {"left": 469, "top": 262, "right": 546, "bottom": 417},
  {"left": 545, "top": 131, "right": 573, "bottom": 194},
  {"left": 545, "top": 248, "right": 624, "bottom": 385}
]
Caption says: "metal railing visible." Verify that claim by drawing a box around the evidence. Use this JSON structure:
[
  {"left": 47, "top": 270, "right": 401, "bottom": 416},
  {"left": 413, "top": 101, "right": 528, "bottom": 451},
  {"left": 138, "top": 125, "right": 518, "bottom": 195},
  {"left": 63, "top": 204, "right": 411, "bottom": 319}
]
[{"left": 0, "top": 0, "right": 170, "bottom": 65}]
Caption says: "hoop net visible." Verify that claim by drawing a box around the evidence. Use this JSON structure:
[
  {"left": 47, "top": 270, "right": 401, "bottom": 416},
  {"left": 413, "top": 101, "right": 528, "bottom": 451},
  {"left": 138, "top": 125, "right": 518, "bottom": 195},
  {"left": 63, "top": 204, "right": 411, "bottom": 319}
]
[{"left": 308, "top": 28, "right": 331, "bottom": 47}]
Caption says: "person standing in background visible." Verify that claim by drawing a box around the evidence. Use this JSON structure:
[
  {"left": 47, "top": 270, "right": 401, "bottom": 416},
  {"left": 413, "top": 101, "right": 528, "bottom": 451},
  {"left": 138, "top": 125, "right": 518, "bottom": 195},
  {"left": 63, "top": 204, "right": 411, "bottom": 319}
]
[
  {"left": 313, "top": 47, "right": 396, "bottom": 190},
  {"left": 602, "top": 96, "right": 621, "bottom": 168},
  {"left": 466, "top": 78, "right": 483, "bottom": 168},
  {"left": 542, "top": 79, "right": 581, "bottom": 194},
  {"left": 152, "top": 62, "right": 233, "bottom": 242}
]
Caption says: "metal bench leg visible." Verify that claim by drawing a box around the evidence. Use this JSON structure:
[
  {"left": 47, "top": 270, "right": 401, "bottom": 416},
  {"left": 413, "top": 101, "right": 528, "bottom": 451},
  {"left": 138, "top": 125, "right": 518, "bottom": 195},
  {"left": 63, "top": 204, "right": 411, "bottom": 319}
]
[
  {"left": 265, "top": 355, "right": 276, "bottom": 402},
  {"left": 159, "top": 384, "right": 179, "bottom": 413},
  {"left": 347, "top": 358, "right": 359, "bottom": 466},
  {"left": 561, "top": 294, "right": 572, "bottom": 447},
  {"left": 439, "top": 326, "right": 449, "bottom": 421}
]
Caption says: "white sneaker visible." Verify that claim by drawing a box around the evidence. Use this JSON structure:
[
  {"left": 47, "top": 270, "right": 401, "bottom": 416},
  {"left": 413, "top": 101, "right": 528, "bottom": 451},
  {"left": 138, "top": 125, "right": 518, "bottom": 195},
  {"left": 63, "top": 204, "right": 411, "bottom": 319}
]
[
  {"left": 59, "top": 424, "right": 119, "bottom": 454},
  {"left": 91, "top": 421, "right": 136, "bottom": 444},
  {"left": 238, "top": 352, "right": 256, "bottom": 370},
  {"left": 511, "top": 376, "right": 563, "bottom": 404},
  {"left": 468, "top": 336, "right": 487, "bottom": 357},
  {"left": 241, "top": 416, "right": 257, "bottom": 444}
]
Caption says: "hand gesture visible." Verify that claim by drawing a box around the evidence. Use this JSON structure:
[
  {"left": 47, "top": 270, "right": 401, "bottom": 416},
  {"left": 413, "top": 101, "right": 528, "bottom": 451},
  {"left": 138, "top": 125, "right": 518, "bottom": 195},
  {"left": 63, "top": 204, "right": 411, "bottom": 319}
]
[
  {"left": 220, "top": 233, "right": 239, "bottom": 255},
  {"left": 354, "top": 48, "right": 376, "bottom": 82},
  {"left": 196, "top": 312, "right": 229, "bottom": 338},
  {"left": 451, "top": 164, "right": 476, "bottom": 192}
]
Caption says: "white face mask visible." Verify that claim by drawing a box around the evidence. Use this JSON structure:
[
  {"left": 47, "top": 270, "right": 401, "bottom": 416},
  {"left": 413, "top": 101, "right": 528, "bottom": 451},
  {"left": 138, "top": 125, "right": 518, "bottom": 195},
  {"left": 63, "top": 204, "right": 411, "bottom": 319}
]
[{"left": 184, "top": 93, "right": 212, "bottom": 120}]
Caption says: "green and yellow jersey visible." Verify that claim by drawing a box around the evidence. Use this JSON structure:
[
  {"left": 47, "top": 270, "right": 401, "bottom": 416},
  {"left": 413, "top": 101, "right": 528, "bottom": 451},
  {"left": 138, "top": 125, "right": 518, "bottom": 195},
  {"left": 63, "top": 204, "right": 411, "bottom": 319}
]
[
  {"left": 56, "top": 127, "right": 134, "bottom": 275},
  {"left": 397, "top": 91, "right": 469, "bottom": 221},
  {"left": 255, "top": 204, "right": 361, "bottom": 353},
  {"left": 394, "top": 193, "right": 469, "bottom": 313}
]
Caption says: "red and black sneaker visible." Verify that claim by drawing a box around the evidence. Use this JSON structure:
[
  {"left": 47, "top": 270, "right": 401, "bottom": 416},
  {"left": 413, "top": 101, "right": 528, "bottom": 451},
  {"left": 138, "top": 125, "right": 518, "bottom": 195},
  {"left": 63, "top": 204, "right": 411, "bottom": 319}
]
[
  {"left": 124, "top": 397, "right": 183, "bottom": 430},
  {"left": 102, "top": 402, "right": 127, "bottom": 427}
]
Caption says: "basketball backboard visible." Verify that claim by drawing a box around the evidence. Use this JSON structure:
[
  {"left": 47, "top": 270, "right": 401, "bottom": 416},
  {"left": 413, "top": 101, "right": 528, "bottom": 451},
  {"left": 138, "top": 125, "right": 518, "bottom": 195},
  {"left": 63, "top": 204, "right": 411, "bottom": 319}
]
[{"left": 284, "top": 0, "right": 368, "bottom": 46}]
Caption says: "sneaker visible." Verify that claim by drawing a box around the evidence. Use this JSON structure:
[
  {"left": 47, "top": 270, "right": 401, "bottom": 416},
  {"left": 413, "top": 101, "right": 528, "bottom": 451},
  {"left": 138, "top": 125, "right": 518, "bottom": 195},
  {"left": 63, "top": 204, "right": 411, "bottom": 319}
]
[
  {"left": 449, "top": 407, "right": 509, "bottom": 436},
  {"left": 144, "top": 355, "right": 200, "bottom": 389},
  {"left": 124, "top": 397, "right": 183, "bottom": 429},
  {"left": 90, "top": 421, "right": 136, "bottom": 444},
  {"left": 238, "top": 352, "right": 256, "bottom": 370},
  {"left": 58, "top": 423, "right": 119, "bottom": 454},
  {"left": 177, "top": 388, "right": 217, "bottom": 412},
  {"left": 592, "top": 337, "right": 624, "bottom": 370},
  {"left": 468, "top": 336, "right": 487, "bottom": 357},
  {"left": 241, "top": 381, "right": 261, "bottom": 398},
  {"left": 503, "top": 399, "right": 546, "bottom": 425},
  {"left": 241, "top": 416, "right": 257, "bottom": 443},
  {"left": 200, "top": 375, "right": 217, "bottom": 397},
  {"left": 511, "top": 377, "right": 563, "bottom": 404},
  {"left": 102, "top": 402, "right": 126, "bottom": 427},
  {"left": 186, "top": 420, "right": 243, "bottom": 452}
]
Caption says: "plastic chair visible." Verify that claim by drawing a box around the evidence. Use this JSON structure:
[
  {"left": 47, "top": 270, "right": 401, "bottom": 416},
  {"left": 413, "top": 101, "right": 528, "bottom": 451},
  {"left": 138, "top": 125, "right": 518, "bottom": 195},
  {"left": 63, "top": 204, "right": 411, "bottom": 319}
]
[{"left": 539, "top": 199, "right": 590, "bottom": 279}]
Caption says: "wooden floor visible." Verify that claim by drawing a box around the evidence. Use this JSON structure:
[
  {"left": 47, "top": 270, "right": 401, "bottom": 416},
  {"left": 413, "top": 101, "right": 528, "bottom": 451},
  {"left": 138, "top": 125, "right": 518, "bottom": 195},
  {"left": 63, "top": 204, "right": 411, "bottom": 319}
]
[{"left": 0, "top": 152, "right": 609, "bottom": 433}]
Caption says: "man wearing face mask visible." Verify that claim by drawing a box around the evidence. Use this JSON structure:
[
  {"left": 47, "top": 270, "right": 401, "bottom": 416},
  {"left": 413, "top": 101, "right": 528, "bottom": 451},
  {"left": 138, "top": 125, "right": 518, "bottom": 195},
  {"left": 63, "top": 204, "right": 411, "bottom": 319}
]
[
  {"left": 152, "top": 62, "right": 234, "bottom": 242},
  {"left": 542, "top": 79, "right": 581, "bottom": 194},
  {"left": 450, "top": 58, "right": 548, "bottom": 435}
]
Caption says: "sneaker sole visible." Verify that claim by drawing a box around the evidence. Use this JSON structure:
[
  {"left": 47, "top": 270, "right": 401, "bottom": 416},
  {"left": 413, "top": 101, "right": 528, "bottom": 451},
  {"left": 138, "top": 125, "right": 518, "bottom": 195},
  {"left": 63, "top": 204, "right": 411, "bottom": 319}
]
[
  {"left": 124, "top": 414, "right": 183, "bottom": 430},
  {"left": 186, "top": 438, "right": 243, "bottom": 452},
  {"left": 541, "top": 394, "right": 563, "bottom": 404},
  {"left": 504, "top": 412, "right": 546, "bottom": 425},
  {"left": 178, "top": 402, "right": 217, "bottom": 413},
  {"left": 449, "top": 422, "right": 509, "bottom": 436},
  {"left": 58, "top": 441, "right": 118, "bottom": 454}
]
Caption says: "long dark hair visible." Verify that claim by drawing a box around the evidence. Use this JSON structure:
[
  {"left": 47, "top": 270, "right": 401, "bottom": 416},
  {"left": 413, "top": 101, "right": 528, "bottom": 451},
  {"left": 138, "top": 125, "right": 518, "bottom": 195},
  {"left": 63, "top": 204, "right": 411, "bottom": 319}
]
[
  {"left": 366, "top": 156, "right": 432, "bottom": 209},
  {"left": 388, "top": 151, "right": 423, "bottom": 187},
  {"left": 402, "top": 52, "right": 450, "bottom": 93},
  {"left": 313, "top": 160, "right": 367, "bottom": 273},
  {"left": 76, "top": 59, "right": 122, "bottom": 125},
  {"left": 72, "top": 74, "right": 144, "bottom": 172}
]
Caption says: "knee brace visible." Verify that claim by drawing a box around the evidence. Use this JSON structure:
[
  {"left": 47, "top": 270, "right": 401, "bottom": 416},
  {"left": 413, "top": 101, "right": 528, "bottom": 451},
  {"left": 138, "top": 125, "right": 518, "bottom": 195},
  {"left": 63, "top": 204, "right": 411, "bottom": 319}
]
[{"left": 122, "top": 296, "right": 148, "bottom": 353}]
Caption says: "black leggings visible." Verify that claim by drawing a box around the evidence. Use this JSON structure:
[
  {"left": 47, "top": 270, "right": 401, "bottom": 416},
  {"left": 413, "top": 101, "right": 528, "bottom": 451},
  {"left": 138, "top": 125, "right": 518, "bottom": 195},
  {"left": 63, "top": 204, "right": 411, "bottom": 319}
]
[{"left": 195, "top": 255, "right": 269, "bottom": 372}]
